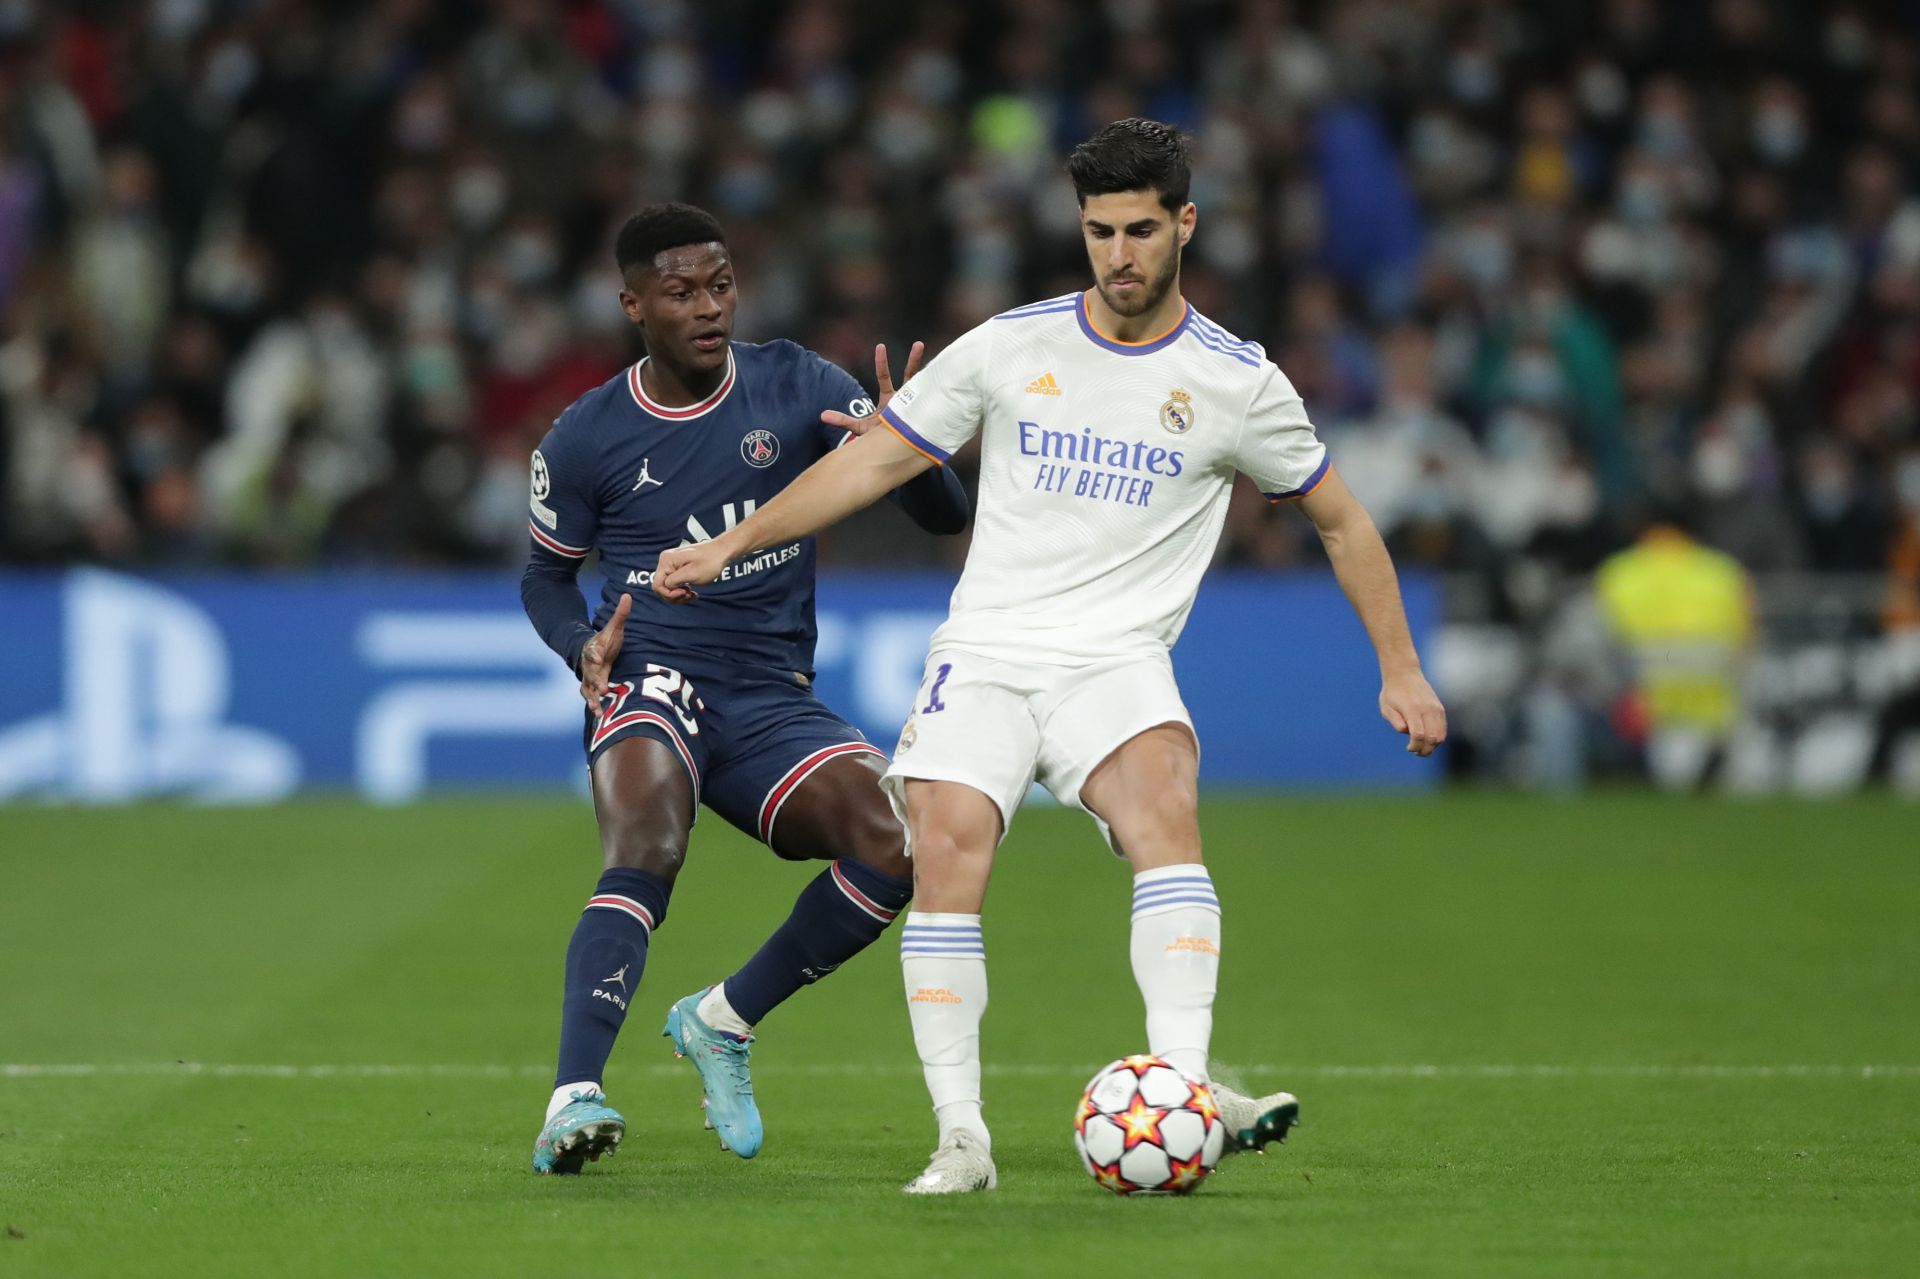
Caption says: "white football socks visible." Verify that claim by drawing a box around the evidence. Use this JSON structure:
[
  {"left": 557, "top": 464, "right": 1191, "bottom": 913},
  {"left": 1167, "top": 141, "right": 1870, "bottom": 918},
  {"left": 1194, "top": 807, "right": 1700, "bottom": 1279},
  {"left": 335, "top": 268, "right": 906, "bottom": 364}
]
[
  {"left": 548, "top": 1081, "right": 600, "bottom": 1122},
  {"left": 1129, "top": 864, "right": 1221, "bottom": 1082},
  {"left": 696, "top": 983, "right": 754, "bottom": 1037},
  {"left": 900, "top": 911, "right": 990, "bottom": 1151}
]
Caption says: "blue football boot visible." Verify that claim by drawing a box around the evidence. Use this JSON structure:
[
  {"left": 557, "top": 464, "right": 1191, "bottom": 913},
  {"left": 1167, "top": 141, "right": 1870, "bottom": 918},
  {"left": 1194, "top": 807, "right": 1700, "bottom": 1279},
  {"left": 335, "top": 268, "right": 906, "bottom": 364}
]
[
  {"left": 663, "top": 990, "right": 764, "bottom": 1158},
  {"left": 531, "top": 1088, "right": 624, "bottom": 1174}
]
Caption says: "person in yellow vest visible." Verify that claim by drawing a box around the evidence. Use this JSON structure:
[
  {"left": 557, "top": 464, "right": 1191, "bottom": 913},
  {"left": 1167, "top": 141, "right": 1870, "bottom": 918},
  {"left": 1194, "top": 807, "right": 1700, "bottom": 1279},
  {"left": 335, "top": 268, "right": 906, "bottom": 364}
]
[{"left": 1594, "top": 514, "right": 1757, "bottom": 790}]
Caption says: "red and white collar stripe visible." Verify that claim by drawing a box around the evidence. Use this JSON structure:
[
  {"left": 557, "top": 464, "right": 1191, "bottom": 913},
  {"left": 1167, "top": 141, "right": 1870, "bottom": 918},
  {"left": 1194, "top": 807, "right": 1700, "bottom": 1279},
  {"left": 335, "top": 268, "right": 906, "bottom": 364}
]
[{"left": 628, "top": 353, "right": 736, "bottom": 420}]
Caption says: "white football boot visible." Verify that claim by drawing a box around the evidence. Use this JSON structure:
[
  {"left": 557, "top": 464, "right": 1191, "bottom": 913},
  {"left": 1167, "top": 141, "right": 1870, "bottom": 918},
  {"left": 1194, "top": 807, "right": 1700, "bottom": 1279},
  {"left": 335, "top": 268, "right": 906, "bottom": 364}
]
[
  {"left": 1210, "top": 1083, "right": 1301, "bottom": 1154},
  {"left": 902, "top": 1129, "right": 998, "bottom": 1195}
]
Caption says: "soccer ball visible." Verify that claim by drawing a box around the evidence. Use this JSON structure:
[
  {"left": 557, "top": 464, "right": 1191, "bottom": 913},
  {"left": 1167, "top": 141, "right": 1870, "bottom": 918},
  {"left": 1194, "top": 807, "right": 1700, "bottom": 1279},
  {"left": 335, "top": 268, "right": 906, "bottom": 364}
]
[{"left": 1073, "top": 1055, "right": 1226, "bottom": 1195}]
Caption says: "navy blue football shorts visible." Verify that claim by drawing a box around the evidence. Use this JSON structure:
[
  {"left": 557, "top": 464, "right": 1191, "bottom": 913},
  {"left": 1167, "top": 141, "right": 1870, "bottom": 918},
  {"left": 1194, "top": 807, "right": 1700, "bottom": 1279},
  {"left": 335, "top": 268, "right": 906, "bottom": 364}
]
[{"left": 582, "top": 654, "right": 882, "bottom": 845}]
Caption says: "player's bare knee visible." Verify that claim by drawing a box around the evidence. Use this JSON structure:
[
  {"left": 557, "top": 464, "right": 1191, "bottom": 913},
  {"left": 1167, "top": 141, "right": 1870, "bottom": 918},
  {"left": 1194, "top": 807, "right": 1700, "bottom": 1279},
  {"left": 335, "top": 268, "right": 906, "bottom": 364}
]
[
  {"left": 906, "top": 823, "right": 961, "bottom": 868},
  {"left": 601, "top": 823, "right": 688, "bottom": 880},
  {"left": 906, "top": 823, "right": 990, "bottom": 880},
  {"left": 1108, "top": 786, "right": 1201, "bottom": 867}
]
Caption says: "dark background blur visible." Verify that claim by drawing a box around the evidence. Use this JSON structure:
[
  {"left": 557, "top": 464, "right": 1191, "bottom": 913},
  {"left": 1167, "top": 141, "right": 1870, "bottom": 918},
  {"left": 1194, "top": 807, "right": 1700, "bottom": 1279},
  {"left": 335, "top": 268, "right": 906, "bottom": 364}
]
[{"left": 3, "top": 0, "right": 1920, "bottom": 789}]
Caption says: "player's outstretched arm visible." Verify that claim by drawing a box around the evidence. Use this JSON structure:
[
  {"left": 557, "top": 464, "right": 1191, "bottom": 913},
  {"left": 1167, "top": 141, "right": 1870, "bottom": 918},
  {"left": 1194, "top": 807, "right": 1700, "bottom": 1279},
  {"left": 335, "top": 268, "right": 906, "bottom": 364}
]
[
  {"left": 654, "top": 426, "right": 934, "bottom": 602},
  {"left": 1296, "top": 467, "right": 1448, "bottom": 756}
]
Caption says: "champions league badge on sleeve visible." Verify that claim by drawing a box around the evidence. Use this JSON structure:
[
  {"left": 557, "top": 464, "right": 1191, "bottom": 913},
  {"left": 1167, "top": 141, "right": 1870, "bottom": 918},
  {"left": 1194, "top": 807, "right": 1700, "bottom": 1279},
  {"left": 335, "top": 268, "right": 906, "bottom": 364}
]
[
  {"left": 1160, "top": 388, "right": 1195, "bottom": 435},
  {"left": 741, "top": 429, "right": 780, "bottom": 467},
  {"left": 529, "top": 448, "right": 559, "bottom": 527}
]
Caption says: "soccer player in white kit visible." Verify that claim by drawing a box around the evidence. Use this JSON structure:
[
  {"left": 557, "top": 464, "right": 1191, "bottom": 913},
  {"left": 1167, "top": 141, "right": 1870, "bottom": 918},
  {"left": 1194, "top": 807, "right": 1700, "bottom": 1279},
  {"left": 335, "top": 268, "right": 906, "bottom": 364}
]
[{"left": 656, "top": 119, "right": 1447, "bottom": 1194}]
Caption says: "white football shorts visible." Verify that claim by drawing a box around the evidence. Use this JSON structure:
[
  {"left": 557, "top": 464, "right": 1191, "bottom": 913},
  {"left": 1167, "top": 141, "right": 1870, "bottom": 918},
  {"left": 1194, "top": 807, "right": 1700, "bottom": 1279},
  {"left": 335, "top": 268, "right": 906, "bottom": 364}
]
[{"left": 879, "top": 648, "right": 1196, "bottom": 854}]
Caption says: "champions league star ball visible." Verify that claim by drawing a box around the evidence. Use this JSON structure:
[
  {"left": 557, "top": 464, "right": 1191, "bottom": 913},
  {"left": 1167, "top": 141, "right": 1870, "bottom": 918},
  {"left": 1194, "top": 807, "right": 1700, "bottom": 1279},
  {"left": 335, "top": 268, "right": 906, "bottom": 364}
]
[{"left": 1073, "top": 1055, "right": 1227, "bottom": 1196}]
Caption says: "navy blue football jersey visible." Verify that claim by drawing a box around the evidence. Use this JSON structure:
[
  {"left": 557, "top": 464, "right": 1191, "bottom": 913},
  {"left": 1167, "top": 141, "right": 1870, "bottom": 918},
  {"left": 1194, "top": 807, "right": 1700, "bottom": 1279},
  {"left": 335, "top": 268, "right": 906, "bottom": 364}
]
[{"left": 525, "top": 340, "right": 953, "bottom": 674}]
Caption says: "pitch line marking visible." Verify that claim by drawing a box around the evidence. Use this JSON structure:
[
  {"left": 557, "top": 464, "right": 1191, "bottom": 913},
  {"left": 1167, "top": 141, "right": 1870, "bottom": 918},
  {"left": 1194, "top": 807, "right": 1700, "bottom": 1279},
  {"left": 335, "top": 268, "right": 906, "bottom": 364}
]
[{"left": 4, "top": 1063, "right": 1918, "bottom": 1081}]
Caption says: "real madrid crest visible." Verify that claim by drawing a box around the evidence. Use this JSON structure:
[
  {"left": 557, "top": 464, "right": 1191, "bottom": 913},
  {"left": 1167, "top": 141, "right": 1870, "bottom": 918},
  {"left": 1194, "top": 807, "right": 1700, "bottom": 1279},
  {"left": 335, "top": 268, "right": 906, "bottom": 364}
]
[
  {"left": 1160, "top": 388, "right": 1195, "bottom": 435},
  {"left": 896, "top": 718, "right": 917, "bottom": 754},
  {"left": 741, "top": 428, "right": 780, "bottom": 467}
]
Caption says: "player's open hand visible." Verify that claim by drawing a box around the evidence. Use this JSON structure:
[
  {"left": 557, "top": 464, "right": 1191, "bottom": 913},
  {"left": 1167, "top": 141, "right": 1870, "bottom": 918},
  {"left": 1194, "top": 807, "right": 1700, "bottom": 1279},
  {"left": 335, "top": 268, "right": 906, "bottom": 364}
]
[
  {"left": 1380, "top": 668, "right": 1447, "bottom": 757},
  {"left": 579, "top": 593, "right": 631, "bottom": 706},
  {"left": 653, "top": 541, "right": 729, "bottom": 604},
  {"left": 820, "top": 341, "right": 924, "bottom": 435}
]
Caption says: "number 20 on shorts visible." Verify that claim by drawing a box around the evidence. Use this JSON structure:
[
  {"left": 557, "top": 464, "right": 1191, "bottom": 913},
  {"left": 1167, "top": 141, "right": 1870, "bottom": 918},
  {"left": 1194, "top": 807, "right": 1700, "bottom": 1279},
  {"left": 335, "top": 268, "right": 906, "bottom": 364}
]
[{"left": 641, "top": 664, "right": 704, "bottom": 734}]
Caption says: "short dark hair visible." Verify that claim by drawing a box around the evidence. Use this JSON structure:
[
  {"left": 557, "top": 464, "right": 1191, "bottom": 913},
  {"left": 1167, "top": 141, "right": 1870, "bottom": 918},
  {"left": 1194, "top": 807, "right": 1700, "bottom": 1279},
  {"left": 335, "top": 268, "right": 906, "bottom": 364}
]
[
  {"left": 615, "top": 203, "right": 727, "bottom": 275},
  {"left": 1066, "top": 118, "right": 1192, "bottom": 212}
]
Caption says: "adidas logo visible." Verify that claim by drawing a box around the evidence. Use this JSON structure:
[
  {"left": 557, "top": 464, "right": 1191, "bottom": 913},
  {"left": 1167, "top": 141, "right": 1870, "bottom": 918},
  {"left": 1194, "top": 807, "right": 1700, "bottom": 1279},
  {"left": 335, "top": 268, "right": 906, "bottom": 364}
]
[{"left": 1025, "top": 372, "right": 1062, "bottom": 396}]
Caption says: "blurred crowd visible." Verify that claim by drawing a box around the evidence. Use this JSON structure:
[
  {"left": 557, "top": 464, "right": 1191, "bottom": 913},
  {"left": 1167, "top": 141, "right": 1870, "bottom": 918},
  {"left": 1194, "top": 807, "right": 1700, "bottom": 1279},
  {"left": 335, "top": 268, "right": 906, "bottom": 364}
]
[{"left": 1, "top": 0, "right": 1918, "bottom": 618}]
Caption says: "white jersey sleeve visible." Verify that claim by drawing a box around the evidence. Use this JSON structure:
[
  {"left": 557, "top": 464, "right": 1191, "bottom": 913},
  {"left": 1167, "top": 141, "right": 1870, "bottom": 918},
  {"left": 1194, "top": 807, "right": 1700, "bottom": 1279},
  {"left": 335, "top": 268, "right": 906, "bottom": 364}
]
[
  {"left": 877, "top": 323, "right": 993, "bottom": 464},
  {"left": 1233, "top": 363, "right": 1330, "bottom": 501}
]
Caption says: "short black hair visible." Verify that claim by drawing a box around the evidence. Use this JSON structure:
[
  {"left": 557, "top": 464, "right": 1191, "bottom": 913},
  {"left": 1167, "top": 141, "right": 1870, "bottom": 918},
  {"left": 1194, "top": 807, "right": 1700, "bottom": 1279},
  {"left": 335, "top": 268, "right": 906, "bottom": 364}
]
[
  {"left": 1066, "top": 118, "right": 1192, "bottom": 213},
  {"left": 615, "top": 203, "right": 727, "bottom": 276}
]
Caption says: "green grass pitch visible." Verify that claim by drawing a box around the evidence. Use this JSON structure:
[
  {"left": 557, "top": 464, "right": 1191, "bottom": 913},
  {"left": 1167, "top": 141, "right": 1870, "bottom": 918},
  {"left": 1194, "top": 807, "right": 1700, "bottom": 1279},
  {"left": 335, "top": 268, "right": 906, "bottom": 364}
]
[{"left": 2, "top": 794, "right": 1917, "bottom": 1277}]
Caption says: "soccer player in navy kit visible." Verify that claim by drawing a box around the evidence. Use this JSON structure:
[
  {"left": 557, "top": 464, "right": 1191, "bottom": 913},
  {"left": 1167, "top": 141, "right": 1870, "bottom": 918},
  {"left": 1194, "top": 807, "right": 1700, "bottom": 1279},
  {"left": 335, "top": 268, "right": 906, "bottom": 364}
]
[{"left": 520, "top": 204, "right": 968, "bottom": 1174}]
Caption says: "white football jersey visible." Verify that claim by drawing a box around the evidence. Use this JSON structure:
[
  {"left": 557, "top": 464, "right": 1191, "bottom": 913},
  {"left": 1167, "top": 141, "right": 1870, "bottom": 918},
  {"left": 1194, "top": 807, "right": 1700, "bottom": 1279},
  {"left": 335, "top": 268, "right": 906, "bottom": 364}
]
[{"left": 878, "top": 291, "right": 1328, "bottom": 665}]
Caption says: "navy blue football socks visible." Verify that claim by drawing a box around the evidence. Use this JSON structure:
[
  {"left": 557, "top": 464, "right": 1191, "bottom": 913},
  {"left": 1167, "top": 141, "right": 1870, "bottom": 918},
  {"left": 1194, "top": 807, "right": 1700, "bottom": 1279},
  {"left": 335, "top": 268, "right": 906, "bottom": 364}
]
[
  {"left": 723, "top": 858, "right": 913, "bottom": 1026},
  {"left": 554, "top": 867, "right": 671, "bottom": 1088}
]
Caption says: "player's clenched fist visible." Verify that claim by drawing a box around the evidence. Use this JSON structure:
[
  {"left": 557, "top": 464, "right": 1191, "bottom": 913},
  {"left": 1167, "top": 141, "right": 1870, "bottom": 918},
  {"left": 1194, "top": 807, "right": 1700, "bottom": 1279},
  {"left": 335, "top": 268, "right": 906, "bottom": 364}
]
[
  {"left": 653, "top": 540, "right": 732, "bottom": 604},
  {"left": 578, "top": 593, "right": 632, "bottom": 706},
  {"left": 1379, "top": 668, "right": 1448, "bottom": 757}
]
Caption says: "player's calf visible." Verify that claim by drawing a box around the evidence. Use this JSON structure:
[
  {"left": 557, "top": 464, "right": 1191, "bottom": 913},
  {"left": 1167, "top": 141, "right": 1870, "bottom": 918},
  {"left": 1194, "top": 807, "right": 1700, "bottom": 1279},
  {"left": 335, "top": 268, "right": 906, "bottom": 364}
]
[
  {"left": 716, "top": 857, "right": 914, "bottom": 1033},
  {"left": 549, "top": 866, "right": 671, "bottom": 1114},
  {"left": 696, "top": 752, "right": 915, "bottom": 1038}
]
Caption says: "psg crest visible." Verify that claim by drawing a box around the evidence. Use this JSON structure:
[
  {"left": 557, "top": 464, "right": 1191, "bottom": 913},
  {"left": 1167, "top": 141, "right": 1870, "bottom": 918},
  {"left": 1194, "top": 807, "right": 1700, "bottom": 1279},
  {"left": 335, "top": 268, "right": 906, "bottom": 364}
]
[
  {"left": 741, "top": 429, "right": 780, "bottom": 468},
  {"left": 1159, "top": 388, "right": 1195, "bottom": 435}
]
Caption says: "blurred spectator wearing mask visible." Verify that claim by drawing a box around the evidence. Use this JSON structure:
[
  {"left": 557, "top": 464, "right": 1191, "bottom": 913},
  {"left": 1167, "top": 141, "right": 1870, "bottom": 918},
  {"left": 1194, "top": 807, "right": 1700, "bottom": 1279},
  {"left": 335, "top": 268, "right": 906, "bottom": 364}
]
[
  {"left": 1595, "top": 508, "right": 1757, "bottom": 790},
  {"left": 1326, "top": 322, "right": 1489, "bottom": 572},
  {"left": 1470, "top": 256, "right": 1632, "bottom": 506}
]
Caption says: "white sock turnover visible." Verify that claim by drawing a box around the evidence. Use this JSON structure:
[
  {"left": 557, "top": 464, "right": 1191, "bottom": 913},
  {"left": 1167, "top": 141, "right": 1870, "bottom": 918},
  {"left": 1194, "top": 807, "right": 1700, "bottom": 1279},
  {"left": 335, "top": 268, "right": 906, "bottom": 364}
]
[
  {"left": 547, "top": 1081, "right": 600, "bottom": 1122},
  {"left": 900, "top": 911, "right": 990, "bottom": 1151},
  {"left": 1130, "top": 863, "right": 1221, "bottom": 1082},
  {"left": 696, "top": 983, "right": 754, "bottom": 1037}
]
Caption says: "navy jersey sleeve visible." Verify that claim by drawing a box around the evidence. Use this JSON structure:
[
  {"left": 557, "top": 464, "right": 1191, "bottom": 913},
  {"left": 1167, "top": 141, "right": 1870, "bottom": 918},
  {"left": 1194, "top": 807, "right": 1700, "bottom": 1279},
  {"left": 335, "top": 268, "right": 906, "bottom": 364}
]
[
  {"left": 811, "top": 354, "right": 969, "bottom": 535},
  {"left": 520, "top": 417, "right": 600, "bottom": 674}
]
